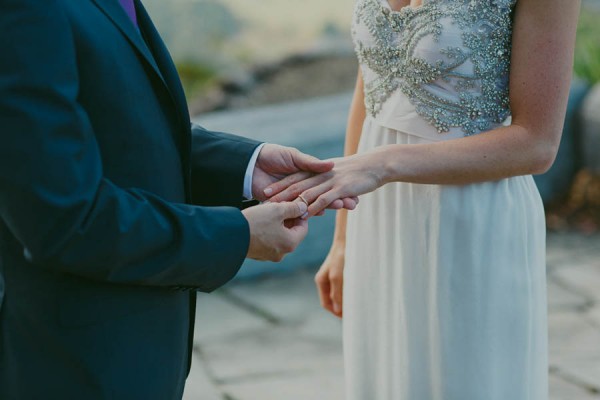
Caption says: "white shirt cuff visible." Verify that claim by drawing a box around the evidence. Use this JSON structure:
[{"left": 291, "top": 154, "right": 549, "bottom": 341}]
[{"left": 243, "top": 143, "right": 266, "bottom": 200}]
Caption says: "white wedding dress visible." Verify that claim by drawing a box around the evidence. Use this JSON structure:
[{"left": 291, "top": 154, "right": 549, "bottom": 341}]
[{"left": 344, "top": 1, "right": 548, "bottom": 399}]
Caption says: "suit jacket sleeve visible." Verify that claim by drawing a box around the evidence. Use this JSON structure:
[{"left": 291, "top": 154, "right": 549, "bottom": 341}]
[
  {"left": 0, "top": 1, "right": 247, "bottom": 292},
  {"left": 190, "top": 124, "right": 261, "bottom": 208}
]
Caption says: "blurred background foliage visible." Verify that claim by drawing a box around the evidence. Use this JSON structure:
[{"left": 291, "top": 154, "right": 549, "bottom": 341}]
[
  {"left": 145, "top": 0, "right": 600, "bottom": 106},
  {"left": 574, "top": 6, "right": 600, "bottom": 84},
  {"left": 144, "top": 0, "right": 353, "bottom": 100},
  {"left": 175, "top": 61, "right": 218, "bottom": 101}
]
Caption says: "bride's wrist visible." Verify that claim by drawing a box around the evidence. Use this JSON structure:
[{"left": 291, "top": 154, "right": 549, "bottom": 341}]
[
  {"left": 331, "top": 237, "right": 346, "bottom": 250},
  {"left": 371, "top": 145, "right": 403, "bottom": 185},
  {"left": 364, "top": 149, "right": 394, "bottom": 186}
]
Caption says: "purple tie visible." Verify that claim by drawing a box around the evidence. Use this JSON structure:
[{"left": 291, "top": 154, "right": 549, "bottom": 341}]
[{"left": 118, "top": 0, "right": 138, "bottom": 27}]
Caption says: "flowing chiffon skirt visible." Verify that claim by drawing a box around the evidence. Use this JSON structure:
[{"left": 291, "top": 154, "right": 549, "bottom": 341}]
[{"left": 343, "top": 117, "right": 548, "bottom": 400}]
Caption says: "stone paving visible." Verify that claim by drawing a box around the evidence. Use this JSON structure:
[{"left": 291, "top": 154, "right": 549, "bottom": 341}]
[
  {"left": 191, "top": 92, "right": 600, "bottom": 399},
  {"left": 182, "top": 231, "right": 600, "bottom": 400}
]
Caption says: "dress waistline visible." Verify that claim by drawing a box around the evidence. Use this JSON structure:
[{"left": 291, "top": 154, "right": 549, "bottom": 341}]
[{"left": 368, "top": 91, "right": 511, "bottom": 142}]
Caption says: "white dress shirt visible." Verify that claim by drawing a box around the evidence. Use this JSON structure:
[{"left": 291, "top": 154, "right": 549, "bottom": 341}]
[{"left": 243, "top": 143, "right": 266, "bottom": 200}]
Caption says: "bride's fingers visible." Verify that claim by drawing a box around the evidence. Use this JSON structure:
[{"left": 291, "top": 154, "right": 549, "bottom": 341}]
[
  {"left": 270, "top": 174, "right": 328, "bottom": 203},
  {"left": 326, "top": 197, "right": 358, "bottom": 210},
  {"left": 342, "top": 197, "right": 357, "bottom": 210},
  {"left": 304, "top": 188, "right": 342, "bottom": 217},
  {"left": 329, "top": 271, "right": 343, "bottom": 318},
  {"left": 295, "top": 182, "right": 336, "bottom": 215},
  {"left": 314, "top": 197, "right": 357, "bottom": 214},
  {"left": 315, "top": 271, "right": 334, "bottom": 314},
  {"left": 328, "top": 199, "right": 344, "bottom": 210},
  {"left": 263, "top": 171, "right": 313, "bottom": 199},
  {"left": 311, "top": 193, "right": 339, "bottom": 217}
]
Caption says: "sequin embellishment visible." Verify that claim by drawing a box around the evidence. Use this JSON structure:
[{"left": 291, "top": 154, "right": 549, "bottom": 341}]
[{"left": 352, "top": 0, "right": 517, "bottom": 135}]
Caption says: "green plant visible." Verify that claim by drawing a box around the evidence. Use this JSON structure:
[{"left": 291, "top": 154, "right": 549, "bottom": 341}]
[
  {"left": 574, "top": 7, "right": 600, "bottom": 84},
  {"left": 175, "top": 61, "right": 218, "bottom": 98}
]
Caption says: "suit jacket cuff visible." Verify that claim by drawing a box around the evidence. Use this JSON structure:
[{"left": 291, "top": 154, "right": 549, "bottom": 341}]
[
  {"left": 190, "top": 206, "right": 250, "bottom": 292},
  {"left": 190, "top": 124, "right": 262, "bottom": 208}
]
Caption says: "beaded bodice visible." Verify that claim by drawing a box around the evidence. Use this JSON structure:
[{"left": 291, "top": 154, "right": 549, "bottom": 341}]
[{"left": 352, "top": 0, "right": 517, "bottom": 136}]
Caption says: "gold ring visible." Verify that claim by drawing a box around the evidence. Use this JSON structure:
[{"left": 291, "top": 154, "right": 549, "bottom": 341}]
[{"left": 297, "top": 194, "right": 309, "bottom": 206}]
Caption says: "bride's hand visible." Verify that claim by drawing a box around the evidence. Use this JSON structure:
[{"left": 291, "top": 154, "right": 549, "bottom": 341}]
[
  {"left": 265, "top": 153, "right": 385, "bottom": 217},
  {"left": 254, "top": 144, "right": 359, "bottom": 211},
  {"left": 315, "top": 241, "right": 346, "bottom": 318}
]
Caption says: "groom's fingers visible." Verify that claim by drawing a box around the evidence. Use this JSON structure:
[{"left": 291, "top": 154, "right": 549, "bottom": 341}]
[
  {"left": 292, "top": 150, "right": 335, "bottom": 174},
  {"left": 287, "top": 216, "right": 309, "bottom": 241},
  {"left": 278, "top": 201, "right": 308, "bottom": 220}
]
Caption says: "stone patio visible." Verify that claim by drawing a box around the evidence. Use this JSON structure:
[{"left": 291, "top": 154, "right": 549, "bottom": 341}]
[{"left": 183, "top": 231, "right": 600, "bottom": 400}]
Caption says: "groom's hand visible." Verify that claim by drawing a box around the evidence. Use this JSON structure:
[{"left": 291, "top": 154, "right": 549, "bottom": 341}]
[
  {"left": 242, "top": 201, "right": 309, "bottom": 262},
  {"left": 252, "top": 144, "right": 358, "bottom": 210}
]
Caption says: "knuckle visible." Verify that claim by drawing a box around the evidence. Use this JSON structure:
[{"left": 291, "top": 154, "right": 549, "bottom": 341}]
[
  {"left": 286, "top": 176, "right": 300, "bottom": 186},
  {"left": 315, "top": 274, "right": 327, "bottom": 286},
  {"left": 316, "top": 197, "right": 328, "bottom": 208},
  {"left": 290, "top": 186, "right": 304, "bottom": 198},
  {"left": 281, "top": 242, "right": 294, "bottom": 254},
  {"left": 289, "top": 242, "right": 299, "bottom": 252},
  {"left": 301, "top": 188, "right": 313, "bottom": 197}
]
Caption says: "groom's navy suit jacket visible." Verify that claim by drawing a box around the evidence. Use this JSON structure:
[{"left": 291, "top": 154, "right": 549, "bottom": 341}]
[{"left": 0, "top": 0, "right": 260, "bottom": 398}]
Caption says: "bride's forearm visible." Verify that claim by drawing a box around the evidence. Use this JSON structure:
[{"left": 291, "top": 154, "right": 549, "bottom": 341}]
[
  {"left": 344, "top": 69, "right": 367, "bottom": 158},
  {"left": 333, "top": 69, "right": 366, "bottom": 245},
  {"left": 265, "top": 123, "right": 559, "bottom": 216},
  {"left": 373, "top": 123, "right": 559, "bottom": 186},
  {"left": 332, "top": 209, "right": 348, "bottom": 245}
]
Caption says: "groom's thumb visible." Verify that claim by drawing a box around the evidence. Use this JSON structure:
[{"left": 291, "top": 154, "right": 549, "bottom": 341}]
[{"left": 279, "top": 201, "right": 308, "bottom": 220}]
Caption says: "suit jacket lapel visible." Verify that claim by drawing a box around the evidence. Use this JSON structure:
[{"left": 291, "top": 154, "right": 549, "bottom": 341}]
[
  {"left": 90, "top": 0, "right": 167, "bottom": 86},
  {"left": 90, "top": 0, "right": 193, "bottom": 198},
  {"left": 135, "top": 1, "right": 191, "bottom": 131},
  {"left": 135, "top": 1, "right": 193, "bottom": 187}
]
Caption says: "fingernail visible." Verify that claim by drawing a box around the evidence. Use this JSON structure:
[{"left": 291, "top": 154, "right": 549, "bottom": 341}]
[
  {"left": 264, "top": 188, "right": 273, "bottom": 196},
  {"left": 333, "top": 303, "right": 341, "bottom": 314},
  {"left": 297, "top": 202, "right": 308, "bottom": 213},
  {"left": 301, "top": 212, "right": 309, "bottom": 219}
]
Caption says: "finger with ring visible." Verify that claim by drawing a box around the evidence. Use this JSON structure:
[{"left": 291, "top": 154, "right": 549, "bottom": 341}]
[{"left": 298, "top": 194, "right": 309, "bottom": 206}]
